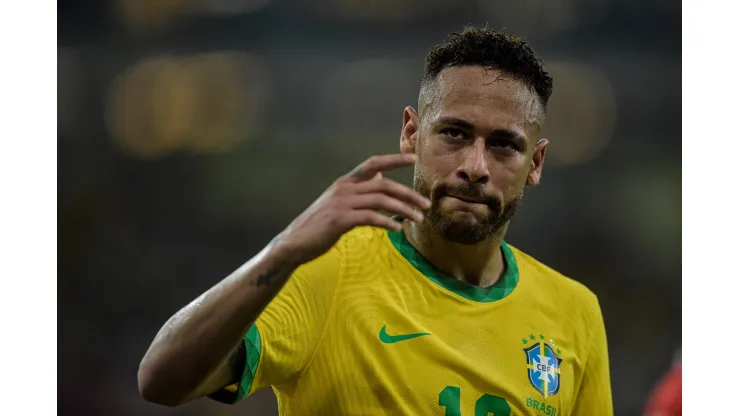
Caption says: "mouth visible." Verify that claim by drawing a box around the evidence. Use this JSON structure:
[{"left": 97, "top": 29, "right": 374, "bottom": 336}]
[{"left": 447, "top": 194, "right": 487, "bottom": 205}]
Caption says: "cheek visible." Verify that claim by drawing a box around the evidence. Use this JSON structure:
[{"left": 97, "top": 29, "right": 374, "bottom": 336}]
[
  {"left": 419, "top": 145, "right": 457, "bottom": 179},
  {"left": 489, "top": 157, "right": 530, "bottom": 193}
]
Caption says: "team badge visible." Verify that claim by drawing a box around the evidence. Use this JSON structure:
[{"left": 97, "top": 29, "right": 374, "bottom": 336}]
[{"left": 522, "top": 334, "right": 563, "bottom": 398}]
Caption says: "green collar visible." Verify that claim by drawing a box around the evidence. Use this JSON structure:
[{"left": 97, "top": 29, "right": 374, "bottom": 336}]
[{"left": 386, "top": 225, "right": 519, "bottom": 303}]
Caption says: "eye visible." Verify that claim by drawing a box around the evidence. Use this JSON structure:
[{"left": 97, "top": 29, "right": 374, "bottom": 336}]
[
  {"left": 489, "top": 138, "right": 518, "bottom": 150},
  {"left": 440, "top": 128, "right": 466, "bottom": 141}
]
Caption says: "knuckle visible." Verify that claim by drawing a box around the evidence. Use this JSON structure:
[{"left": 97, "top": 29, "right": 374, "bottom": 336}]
[
  {"left": 360, "top": 211, "right": 376, "bottom": 224},
  {"left": 355, "top": 211, "right": 369, "bottom": 223},
  {"left": 350, "top": 165, "right": 364, "bottom": 177},
  {"left": 376, "top": 180, "right": 389, "bottom": 193},
  {"left": 365, "top": 156, "right": 379, "bottom": 169}
]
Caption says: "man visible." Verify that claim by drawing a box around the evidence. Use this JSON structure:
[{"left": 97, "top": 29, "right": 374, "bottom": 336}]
[{"left": 138, "top": 27, "right": 613, "bottom": 415}]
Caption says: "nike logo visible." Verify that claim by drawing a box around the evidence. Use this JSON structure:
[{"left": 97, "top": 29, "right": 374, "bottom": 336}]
[{"left": 379, "top": 324, "right": 432, "bottom": 344}]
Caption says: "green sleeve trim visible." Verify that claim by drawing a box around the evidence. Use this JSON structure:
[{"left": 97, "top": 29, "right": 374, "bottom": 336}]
[
  {"left": 207, "top": 324, "right": 262, "bottom": 405},
  {"left": 236, "top": 324, "right": 262, "bottom": 401}
]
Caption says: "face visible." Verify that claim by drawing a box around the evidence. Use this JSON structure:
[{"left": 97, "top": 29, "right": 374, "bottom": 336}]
[{"left": 401, "top": 66, "right": 548, "bottom": 245}]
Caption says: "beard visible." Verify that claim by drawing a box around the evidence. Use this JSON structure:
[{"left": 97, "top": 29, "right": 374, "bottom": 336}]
[{"left": 414, "top": 174, "right": 523, "bottom": 245}]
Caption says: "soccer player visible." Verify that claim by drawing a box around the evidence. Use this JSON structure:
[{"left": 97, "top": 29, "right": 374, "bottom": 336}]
[{"left": 138, "top": 27, "right": 613, "bottom": 415}]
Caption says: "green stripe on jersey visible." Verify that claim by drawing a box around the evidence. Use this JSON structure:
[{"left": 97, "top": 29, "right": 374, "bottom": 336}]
[{"left": 237, "top": 325, "right": 262, "bottom": 400}]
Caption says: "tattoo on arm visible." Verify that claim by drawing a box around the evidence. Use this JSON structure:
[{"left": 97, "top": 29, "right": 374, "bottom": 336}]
[
  {"left": 252, "top": 265, "right": 284, "bottom": 287},
  {"left": 252, "top": 233, "right": 288, "bottom": 287},
  {"left": 250, "top": 235, "right": 295, "bottom": 287}
]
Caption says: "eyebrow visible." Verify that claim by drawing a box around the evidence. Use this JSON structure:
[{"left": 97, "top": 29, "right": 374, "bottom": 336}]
[
  {"left": 434, "top": 116, "right": 528, "bottom": 143},
  {"left": 435, "top": 116, "right": 476, "bottom": 131}
]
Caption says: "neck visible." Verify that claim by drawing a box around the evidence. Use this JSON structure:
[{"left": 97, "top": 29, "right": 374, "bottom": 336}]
[{"left": 402, "top": 219, "right": 508, "bottom": 288}]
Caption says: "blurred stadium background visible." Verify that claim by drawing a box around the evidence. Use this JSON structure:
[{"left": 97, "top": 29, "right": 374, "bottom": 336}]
[{"left": 58, "top": 0, "right": 680, "bottom": 415}]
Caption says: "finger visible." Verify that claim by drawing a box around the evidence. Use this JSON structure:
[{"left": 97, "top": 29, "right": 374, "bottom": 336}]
[
  {"left": 350, "top": 194, "right": 424, "bottom": 223},
  {"left": 346, "top": 154, "right": 416, "bottom": 182},
  {"left": 355, "top": 177, "right": 431, "bottom": 210},
  {"left": 345, "top": 210, "right": 403, "bottom": 231}
]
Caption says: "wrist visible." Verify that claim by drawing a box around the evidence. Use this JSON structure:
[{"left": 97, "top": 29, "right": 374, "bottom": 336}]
[{"left": 265, "top": 231, "right": 305, "bottom": 269}]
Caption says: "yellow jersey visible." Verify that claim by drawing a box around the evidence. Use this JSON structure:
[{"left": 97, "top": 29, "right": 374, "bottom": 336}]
[{"left": 212, "top": 225, "right": 612, "bottom": 415}]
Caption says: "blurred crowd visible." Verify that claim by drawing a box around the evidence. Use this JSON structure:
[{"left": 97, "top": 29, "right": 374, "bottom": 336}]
[{"left": 58, "top": 0, "right": 680, "bottom": 415}]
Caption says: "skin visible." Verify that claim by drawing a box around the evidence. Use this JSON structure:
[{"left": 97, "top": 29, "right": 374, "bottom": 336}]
[
  {"left": 137, "top": 65, "right": 548, "bottom": 408},
  {"left": 400, "top": 66, "right": 548, "bottom": 288},
  {"left": 138, "top": 154, "right": 430, "bottom": 406}
]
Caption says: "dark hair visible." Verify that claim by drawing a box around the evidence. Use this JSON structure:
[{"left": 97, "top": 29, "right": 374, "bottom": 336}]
[{"left": 422, "top": 27, "right": 553, "bottom": 110}]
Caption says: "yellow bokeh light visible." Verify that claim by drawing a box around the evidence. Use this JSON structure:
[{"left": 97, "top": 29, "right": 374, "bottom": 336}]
[
  {"left": 107, "top": 57, "right": 187, "bottom": 159},
  {"left": 180, "top": 53, "right": 262, "bottom": 154},
  {"left": 106, "top": 52, "right": 264, "bottom": 159}
]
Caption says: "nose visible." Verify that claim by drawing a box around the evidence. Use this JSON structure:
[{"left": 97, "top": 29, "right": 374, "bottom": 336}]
[{"left": 456, "top": 139, "right": 490, "bottom": 184}]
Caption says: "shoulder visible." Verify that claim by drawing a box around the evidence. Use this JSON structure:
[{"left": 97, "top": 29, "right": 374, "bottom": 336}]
[
  {"left": 294, "top": 226, "right": 388, "bottom": 277},
  {"left": 509, "top": 243, "right": 602, "bottom": 316},
  {"left": 343, "top": 225, "right": 388, "bottom": 244},
  {"left": 338, "top": 225, "right": 390, "bottom": 255}
]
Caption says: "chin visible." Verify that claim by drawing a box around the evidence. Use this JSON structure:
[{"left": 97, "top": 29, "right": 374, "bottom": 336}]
[{"left": 433, "top": 211, "right": 492, "bottom": 245}]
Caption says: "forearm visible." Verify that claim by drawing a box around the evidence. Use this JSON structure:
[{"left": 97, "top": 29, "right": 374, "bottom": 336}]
[{"left": 138, "top": 237, "right": 299, "bottom": 405}]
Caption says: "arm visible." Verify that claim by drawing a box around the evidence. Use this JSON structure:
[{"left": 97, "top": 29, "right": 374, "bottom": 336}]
[
  {"left": 571, "top": 297, "right": 613, "bottom": 416},
  {"left": 137, "top": 239, "right": 300, "bottom": 407},
  {"left": 137, "top": 153, "right": 430, "bottom": 407}
]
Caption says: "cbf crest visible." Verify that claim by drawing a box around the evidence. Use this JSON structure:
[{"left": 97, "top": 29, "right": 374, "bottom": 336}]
[{"left": 522, "top": 334, "right": 563, "bottom": 398}]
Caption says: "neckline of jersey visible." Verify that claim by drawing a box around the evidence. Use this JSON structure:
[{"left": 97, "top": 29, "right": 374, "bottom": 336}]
[{"left": 385, "top": 218, "right": 519, "bottom": 303}]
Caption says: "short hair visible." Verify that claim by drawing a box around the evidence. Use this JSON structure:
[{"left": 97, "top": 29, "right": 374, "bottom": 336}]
[{"left": 421, "top": 26, "right": 553, "bottom": 111}]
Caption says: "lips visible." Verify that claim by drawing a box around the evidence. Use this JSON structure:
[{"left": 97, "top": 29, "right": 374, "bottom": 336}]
[{"left": 447, "top": 194, "right": 486, "bottom": 205}]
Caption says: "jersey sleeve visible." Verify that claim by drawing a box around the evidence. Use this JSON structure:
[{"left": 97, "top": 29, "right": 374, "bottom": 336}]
[
  {"left": 572, "top": 295, "right": 614, "bottom": 416},
  {"left": 209, "top": 239, "right": 345, "bottom": 405}
]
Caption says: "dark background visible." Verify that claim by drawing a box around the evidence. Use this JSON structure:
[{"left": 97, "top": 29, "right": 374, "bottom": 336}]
[{"left": 58, "top": 0, "right": 681, "bottom": 414}]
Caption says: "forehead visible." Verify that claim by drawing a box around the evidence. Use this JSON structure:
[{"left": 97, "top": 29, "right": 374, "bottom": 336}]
[{"left": 423, "top": 66, "right": 542, "bottom": 136}]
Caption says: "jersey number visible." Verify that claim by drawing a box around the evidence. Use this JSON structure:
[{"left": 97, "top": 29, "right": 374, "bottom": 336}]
[{"left": 439, "top": 386, "right": 511, "bottom": 416}]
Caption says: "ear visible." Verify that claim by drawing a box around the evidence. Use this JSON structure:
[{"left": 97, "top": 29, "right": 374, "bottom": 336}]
[
  {"left": 400, "top": 106, "right": 419, "bottom": 155},
  {"left": 526, "top": 138, "right": 548, "bottom": 187}
]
